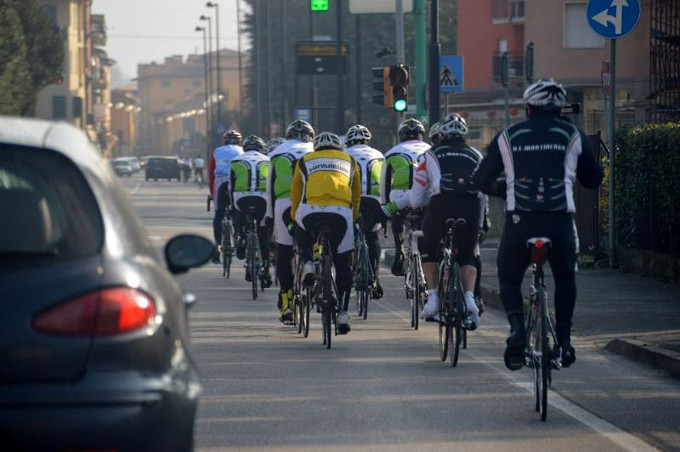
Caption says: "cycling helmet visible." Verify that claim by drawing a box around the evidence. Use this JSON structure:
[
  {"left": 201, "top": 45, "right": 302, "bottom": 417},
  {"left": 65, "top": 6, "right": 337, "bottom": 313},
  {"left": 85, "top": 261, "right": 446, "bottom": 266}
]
[
  {"left": 523, "top": 78, "right": 567, "bottom": 110},
  {"left": 398, "top": 118, "right": 425, "bottom": 142},
  {"left": 439, "top": 113, "right": 468, "bottom": 139},
  {"left": 313, "top": 131, "right": 343, "bottom": 151},
  {"left": 265, "top": 137, "right": 286, "bottom": 155},
  {"left": 242, "top": 135, "right": 266, "bottom": 153},
  {"left": 222, "top": 130, "right": 243, "bottom": 145},
  {"left": 428, "top": 121, "right": 442, "bottom": 144},
  {"left": 345, "top": 124, "right": 372, "bottom": 146},
  {"left": 285, "top": 119, "right": 315, "bottom": 141}
]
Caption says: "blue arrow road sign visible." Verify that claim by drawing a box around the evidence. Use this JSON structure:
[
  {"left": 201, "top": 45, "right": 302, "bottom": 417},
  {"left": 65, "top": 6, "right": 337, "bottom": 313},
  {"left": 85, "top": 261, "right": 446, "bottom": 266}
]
[
  {"left": 440, "top": 55, "right": 463, "bottom": 93},
  {"left": 587, "top": 0, "right": 640, "bottom": 39}
]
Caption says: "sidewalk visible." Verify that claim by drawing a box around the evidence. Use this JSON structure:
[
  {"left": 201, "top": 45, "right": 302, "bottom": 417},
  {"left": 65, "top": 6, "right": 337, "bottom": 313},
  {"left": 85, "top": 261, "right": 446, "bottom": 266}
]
[{"left": 478, "top": 237, "right": 680, "bottom": 378}]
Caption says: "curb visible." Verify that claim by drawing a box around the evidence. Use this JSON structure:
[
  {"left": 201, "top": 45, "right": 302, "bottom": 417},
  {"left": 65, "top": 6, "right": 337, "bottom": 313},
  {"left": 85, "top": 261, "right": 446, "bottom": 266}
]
[{"left": 605, "top": 339, "right": 680, "bottom": 379}]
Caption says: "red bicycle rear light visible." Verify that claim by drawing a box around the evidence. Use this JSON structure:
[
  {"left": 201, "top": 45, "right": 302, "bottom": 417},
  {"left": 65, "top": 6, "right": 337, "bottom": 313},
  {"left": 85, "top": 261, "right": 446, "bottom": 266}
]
[
  {"left": 534, "top": 239, "right": 544, "bottom": 249},
  {"left": 33, "top": 288, "right": 156, "bottom": 336}
]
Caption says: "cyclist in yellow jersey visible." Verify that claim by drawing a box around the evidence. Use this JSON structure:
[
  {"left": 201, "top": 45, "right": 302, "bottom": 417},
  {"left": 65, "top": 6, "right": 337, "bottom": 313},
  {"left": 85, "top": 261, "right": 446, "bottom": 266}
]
[{"left": 291, "top": 132, "right": 361, "bottom": 334}]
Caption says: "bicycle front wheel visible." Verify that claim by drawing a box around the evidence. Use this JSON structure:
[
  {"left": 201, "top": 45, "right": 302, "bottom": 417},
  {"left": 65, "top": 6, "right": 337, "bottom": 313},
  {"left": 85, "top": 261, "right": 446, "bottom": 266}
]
[{"left": 438, "top": 319, "right": 449, "bottom": 361}]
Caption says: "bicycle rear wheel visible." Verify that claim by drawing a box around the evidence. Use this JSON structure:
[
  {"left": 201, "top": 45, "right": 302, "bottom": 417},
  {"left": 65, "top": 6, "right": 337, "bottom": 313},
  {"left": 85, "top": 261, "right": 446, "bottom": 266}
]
[
  {"left": 360, "top": 249, "right": 369, "bottom": 320},
  {"left": 411, "top": 256, "right": 421, "bottom": 330},
  {"left": 221, "top": 222, "right": 232, "bottom": 278},
  {"left": 303, "top": 286, "right": 311, "bottom": 338},
  {"left": 450, "top": 262, "right": 463, "bottom": 367},
  {"left": 322, "top": 254, "right": 333, "bottom": 349},
  {"left": 249, "top": 237, "right": 258, "bottom": 300},
  {"left": 538, "top": 290, "right": 549, "bottom": 421}
]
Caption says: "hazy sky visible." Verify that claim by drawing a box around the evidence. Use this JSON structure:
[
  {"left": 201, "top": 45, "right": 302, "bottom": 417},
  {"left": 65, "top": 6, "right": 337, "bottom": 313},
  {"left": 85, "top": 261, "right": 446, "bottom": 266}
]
[{"left": 92, "top": 0, "right": 243, "bottom": 83}]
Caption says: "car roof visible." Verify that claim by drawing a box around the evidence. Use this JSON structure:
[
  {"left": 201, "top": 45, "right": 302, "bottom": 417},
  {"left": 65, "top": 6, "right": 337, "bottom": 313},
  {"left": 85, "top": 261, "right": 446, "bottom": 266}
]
[{"left": 0, "top": 116, "right": 103, "bottom": 173}]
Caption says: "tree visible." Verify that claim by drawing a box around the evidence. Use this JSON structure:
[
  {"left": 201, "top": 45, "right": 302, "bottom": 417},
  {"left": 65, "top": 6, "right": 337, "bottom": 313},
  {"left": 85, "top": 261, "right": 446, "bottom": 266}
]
[{"left": 0, "top": 0, "right": 63, "bottom": 116}]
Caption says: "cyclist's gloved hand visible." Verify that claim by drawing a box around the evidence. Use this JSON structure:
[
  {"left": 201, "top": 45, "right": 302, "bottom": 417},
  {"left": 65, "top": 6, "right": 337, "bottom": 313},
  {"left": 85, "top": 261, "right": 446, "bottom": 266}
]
[
  {"left": 287, "top": 221, "right": 297, "bottom": 235},
  {"left": 483, "top": 214, "right": 491, "bottom": 232},
  {"left": 380, "top": 201, "right": 399, "bottom": 218}
]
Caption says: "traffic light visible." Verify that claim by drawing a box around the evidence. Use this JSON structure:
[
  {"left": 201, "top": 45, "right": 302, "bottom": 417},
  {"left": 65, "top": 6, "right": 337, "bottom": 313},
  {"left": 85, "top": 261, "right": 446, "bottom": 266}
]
[
  {"left": 389, "top": 64, "right": 409, "bottom": 112},
  {"left": 371, "top": 66, "right": 392, "bottom": 108}
]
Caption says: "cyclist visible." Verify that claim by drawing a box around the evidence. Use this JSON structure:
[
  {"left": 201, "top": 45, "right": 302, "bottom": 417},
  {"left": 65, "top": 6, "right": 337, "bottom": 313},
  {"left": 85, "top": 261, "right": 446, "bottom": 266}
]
[
  {"left": 193, "top": 154, "right": 205, "bottom": 184},
  {"left": 383, "top": 113, "right": 483, "bottom": 329},
  {"left": 473, "top": 78, "right": 603, "bottom": 370},
  {"left": 209, "top": 130, "right": 244, "bottom": 263},
  {"left": 381, "top": 118, "right": 430, "bottom": 276},
  {"left": 229, "top": 135, "right": 272, "bottom": 285},
  {"left": 429, "top": 121, "right": 442, "bottom": 146},
  {"left": 265, "top": 120, "right": 315, "bottom": 323},
  {"left": 291, "top": 131, "right": 361, "bottom": 334},
  {"left": 344, "top": 124, "right": 385, "bottom": 299},
  {"left": 265, "top": 137, "right": 286, "bottom": 156}
]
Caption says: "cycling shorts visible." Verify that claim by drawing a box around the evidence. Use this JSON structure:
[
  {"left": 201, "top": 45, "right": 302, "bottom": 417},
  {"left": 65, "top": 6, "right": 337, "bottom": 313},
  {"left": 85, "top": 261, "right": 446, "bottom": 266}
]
[
  {"left": 274, "top": 198, "right": 294, "bottom": 246},
  {"left": 295, "top": 204, "right": 354, "bottom": 254}
]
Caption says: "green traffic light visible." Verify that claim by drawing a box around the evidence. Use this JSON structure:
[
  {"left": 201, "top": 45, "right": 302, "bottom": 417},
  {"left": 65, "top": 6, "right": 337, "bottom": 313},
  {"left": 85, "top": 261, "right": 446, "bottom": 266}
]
[
  {"left": 311, "top": 0, "right": 328, "bottom": 11},
  {"left": 394, "top": 99, "right": 407, "bottom": 112}
]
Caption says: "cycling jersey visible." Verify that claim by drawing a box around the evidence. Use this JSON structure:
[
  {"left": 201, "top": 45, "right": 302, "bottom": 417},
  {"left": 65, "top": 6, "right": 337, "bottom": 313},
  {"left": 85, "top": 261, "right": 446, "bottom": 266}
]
[
  {"left": 474, "top": 116, "right": 603, "bottom": 212},
  {"left": 209, "top": 143, "right": 243, "bottom": 198},
  {"left": 265, "top": 138, "right": 313, "bottom": 217},
  {"left": 399, "top": 139, "right": 483, "bottom": 209},
  {"left": 344, "top": 144, "right": 384, "bottom": 202},
  {"left": 291, "top": 149, "right": 361, "bottom": 223},
  {"left": 381, "top": 139, "right": 430, "bottom": 204},
  {"left": 229, "top": 151, "right": 270, "bottom": 207}
]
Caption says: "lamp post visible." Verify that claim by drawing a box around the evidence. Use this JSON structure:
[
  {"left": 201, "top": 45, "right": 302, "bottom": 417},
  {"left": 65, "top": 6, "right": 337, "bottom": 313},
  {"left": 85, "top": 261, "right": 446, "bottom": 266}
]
[
  {"left": 200, "top": 15, "right": 214, "bottom": 145},
  {"left": 196, "top": 26, "right": 211, "bottom": 163},
  {"left": 206, "top": 2, "right": 222, "bottom": 134}
]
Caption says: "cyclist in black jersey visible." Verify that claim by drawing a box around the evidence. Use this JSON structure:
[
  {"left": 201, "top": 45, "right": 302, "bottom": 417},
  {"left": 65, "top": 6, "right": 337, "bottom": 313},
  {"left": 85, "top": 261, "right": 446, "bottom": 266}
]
[{"left": 473, "top": 78, "right": 603, "bottom": 370}]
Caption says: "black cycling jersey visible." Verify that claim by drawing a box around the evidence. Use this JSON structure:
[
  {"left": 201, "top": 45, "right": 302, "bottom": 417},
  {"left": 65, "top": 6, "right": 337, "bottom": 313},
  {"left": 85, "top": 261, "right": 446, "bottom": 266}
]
[
  {"left": 474, "top": 114, "right": 602, "bottom": 212},
  {"left": 428, "top": 139, "right": 483, "bottom": 196}
]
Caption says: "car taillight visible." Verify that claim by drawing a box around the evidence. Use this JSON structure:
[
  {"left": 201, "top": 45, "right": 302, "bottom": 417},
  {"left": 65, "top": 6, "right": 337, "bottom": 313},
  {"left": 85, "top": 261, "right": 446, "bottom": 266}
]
[{"left": 33, "top": 288, "right": 156, "bottom": 336}]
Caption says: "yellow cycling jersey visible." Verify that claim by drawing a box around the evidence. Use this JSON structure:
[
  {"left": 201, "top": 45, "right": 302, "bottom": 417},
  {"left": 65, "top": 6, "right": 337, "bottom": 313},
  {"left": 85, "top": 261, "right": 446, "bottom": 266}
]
[{"left": 291, "top": 149, "right": 361, "bottom": 222}]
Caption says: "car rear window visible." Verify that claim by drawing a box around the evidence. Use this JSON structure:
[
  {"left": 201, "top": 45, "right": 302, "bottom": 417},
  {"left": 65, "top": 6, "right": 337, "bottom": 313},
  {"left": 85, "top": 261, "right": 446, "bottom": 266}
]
[{"left": 0, "top": 144, "right": 104, "bottom": 264}]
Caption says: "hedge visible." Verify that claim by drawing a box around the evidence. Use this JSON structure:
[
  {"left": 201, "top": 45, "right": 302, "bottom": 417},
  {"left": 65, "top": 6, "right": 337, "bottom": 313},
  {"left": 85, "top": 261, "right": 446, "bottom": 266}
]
[{"left": 615, "top": 122, "right": 680, "bottom": 256}]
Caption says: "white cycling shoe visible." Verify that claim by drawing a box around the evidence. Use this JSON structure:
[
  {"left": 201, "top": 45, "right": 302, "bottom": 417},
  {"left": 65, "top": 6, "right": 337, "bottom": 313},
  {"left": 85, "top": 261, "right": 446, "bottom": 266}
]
[{"left": 422, "top": 293, "right": 440, "bottom": 320}]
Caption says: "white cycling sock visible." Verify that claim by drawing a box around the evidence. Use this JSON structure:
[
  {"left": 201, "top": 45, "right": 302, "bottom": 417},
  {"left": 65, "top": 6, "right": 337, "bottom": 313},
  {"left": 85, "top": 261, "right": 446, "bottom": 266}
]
[{"left": 465, "top": 291, "right": 479, "bottom": 314}]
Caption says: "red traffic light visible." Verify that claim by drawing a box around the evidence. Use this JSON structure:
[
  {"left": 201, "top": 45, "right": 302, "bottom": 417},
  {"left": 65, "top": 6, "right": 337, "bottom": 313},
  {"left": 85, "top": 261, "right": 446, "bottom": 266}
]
[{"left": 389, "top": 64, "right": 409, "bottom": 86}]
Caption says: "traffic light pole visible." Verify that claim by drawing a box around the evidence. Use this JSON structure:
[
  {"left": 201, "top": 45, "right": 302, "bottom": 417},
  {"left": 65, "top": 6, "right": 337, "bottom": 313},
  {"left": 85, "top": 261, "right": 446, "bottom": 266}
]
[
  {"left": 395, "top": 0, "right": 405, "bottom": 121},
  {"left": 336, "top": 0, "right": 345, "bottom": 133},
  {"left": 428, "top": 0, "right": 441, "bottom": 124}
]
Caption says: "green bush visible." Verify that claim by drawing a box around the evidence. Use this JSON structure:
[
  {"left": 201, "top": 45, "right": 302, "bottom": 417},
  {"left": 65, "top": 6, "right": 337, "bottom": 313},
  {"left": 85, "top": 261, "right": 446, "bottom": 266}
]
[{"left": 615, "top": 123, "right": 680, "bottom": 256}]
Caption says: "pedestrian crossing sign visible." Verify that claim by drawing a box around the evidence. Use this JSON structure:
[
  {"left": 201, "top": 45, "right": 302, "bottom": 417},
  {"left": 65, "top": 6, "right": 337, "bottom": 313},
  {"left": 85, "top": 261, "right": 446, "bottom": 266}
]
[{"left": 440, "top": 55, "right": 463, "bottom": 93}]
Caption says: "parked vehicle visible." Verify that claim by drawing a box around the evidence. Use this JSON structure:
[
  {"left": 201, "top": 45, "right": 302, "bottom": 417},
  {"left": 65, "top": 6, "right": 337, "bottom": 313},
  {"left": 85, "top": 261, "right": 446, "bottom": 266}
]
[
  {"left": 145, "top": 156, "right": 181, "bottom": 181},
  {"left": 111, "top": 158, "right": 134, "bottom": 176},
  {"left": 0, "top": 116, "right": 214, "bottom": 452},
  {"left": 117, "top": 156, "right": 142, "bottom": 173}
]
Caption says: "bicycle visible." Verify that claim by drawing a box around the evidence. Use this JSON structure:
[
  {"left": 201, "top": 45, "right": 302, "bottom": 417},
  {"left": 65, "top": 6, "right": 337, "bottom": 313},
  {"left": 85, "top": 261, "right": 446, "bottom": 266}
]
[
  {"left": 352, "top": 226, "right": 375, "bottom": 320},
  {"left": 308, "top": 224, "right": 341, "bottom": 349},
  {"left": 220, "top": 213, "right": 233, "bottom": 278},
  {"left": 435, "top": 218, "right": 469, "bottom": 367},
  {"left": 403, "top": 211, "right": 426, "bottom": 330},
  {"left": 524, "top": 237, "right": 561, "bottom": 421},
  {"left": 292, "top": 244, "right": 311, "bottom": 337},
  {"left": 244, "top": 206, "right": 266, "bottom": 300}
]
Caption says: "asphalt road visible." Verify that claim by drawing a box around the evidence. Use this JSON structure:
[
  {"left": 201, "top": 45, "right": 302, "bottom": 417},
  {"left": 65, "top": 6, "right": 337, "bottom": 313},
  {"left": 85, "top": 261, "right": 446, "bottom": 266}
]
[{"left": 121, "top": 173, "right": 679, "bottom": 452}]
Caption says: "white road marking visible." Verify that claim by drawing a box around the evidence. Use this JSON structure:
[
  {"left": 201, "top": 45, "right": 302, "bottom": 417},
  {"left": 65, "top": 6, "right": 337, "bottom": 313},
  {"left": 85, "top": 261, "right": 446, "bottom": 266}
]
[{"left": 130, "top": 181, "right": 142, "bottom": 196}]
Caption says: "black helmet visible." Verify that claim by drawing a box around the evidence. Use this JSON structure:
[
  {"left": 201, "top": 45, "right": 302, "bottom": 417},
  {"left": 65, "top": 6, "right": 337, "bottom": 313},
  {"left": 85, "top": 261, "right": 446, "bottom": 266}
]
[
  {"left": 523, "top": 78, "right": 567, "bottom": 110},
  {"left": 242, "top": 135, "right": 266, "bottom": 153},
  {"left": 345, "top": 124, "right": 372, "bottom": 147},
  {"left": 313, "top": 131, "right": 343, "bottom": 151},
  {"left": 285, "top": 119, "right": 315, "bottom": 142},
  {"left": 398, "top": 118, "right": 425, "bottom": 142},
  {"left": 265, "top": 137, "right": 286, "bottom": 155},
  {"left": 222, "top": 130, "right": 243, "bottom": 145}
]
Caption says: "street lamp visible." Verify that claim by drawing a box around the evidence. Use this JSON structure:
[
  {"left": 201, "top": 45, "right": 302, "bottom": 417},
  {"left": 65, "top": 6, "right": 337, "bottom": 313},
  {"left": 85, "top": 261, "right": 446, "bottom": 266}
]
[
  {"left": 199, "top": 15, "right": 214, "bottom": 145},
  {"left": 196, "top": 25, "right": 211, "bottom": 163},
  {"left": 206, "top": 2, "right": 222, "bottom": 134}
]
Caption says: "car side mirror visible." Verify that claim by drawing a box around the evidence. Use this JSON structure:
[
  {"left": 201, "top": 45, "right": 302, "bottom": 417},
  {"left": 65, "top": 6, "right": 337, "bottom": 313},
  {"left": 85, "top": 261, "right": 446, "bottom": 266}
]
[{"left": 164, "top": 234, "right": 215, "bottom": 275}]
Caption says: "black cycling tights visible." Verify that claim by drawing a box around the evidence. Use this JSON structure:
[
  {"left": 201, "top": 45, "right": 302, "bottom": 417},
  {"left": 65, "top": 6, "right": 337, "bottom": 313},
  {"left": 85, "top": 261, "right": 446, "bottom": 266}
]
[
  {"left": 497, "top": 212, "right": 577, "bottom": 331},
  {"left": 276, "top": 244, "right": 294, "bottom": 292}
]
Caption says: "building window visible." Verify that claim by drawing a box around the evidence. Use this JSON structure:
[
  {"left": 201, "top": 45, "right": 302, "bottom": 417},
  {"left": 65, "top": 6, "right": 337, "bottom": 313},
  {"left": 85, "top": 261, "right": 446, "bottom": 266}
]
[
  {"left": 491, "top": 0, "right": 524, "bottom": 23},
  {"left": 161, "top": 80, "right": 171, "bottom": 88},
  {"left": 564, "top": 3, "right": 604, "bottom": 49}
]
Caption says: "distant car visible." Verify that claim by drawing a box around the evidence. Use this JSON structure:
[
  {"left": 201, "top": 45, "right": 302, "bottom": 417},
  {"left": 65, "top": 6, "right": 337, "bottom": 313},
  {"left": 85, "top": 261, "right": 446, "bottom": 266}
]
[
  {"left": 111, "top": 158, "right": 134, "bottom": 176},
  {"left": 0, "top": 116, "right": 215, "bottom": 452},
  {"left": 145, "top": 156, "right": 181, "bottom": 181},
  {"left": 118, "top": 156, "right": 141, "bottom": 173}
]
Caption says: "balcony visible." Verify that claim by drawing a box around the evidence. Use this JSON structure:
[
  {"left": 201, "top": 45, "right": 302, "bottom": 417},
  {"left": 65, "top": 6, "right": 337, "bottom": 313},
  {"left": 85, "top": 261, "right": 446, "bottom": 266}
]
[{"left": 491, "top": 0, "right": 525, "bottom": 24}]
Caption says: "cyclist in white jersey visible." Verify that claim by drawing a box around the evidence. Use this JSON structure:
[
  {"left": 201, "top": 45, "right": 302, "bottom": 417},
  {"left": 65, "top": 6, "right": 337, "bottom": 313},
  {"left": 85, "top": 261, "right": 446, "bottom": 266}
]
[
  {"left": 380, "top": 118, "right": 430, "bottom": 276},
  {"left": 209, "top": 130, "right": 243, "bottom": 263},
  {"left": 344, "top": 124, "right": 385, "bottom": 298}
]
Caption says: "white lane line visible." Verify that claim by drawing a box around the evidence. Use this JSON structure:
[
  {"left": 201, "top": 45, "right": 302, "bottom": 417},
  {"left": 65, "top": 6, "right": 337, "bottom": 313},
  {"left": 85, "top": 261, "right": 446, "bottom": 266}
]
[
  {"left": 472, "top": 348, "right": 660, "bottom": 452},
  {"left": 129, "top": 181, "right": 142, "bottom": 196}
]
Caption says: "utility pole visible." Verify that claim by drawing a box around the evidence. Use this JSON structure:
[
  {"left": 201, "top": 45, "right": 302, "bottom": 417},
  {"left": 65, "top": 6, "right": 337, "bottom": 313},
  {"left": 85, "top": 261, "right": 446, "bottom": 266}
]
[
  {"left": 336, "top": 0, "right": 345, "bottom": 133},
  {"left": 207, "top": 2, "right": 222, "bottom": 134},
  {"left": 428, "top": 0, "right": 441, "bottom": 124},
  {"left": 414, "top": 0, "right": 427, "bottom": 120},
  {"left": 200, "top": 15, "right": 214, "bottom": 142},
  {"left": 236, "top": 0, "right": 244, "bottom": 124},
  {"left": 196, "top": 26, "right": 211, "bottom": 163}
]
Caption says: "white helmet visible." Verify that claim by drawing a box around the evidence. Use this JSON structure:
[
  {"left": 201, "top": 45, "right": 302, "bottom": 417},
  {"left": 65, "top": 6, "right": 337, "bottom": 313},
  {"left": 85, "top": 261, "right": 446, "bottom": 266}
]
[
  {"left": 439, "top": 113, "right": 468, "bottom": 138},
  {"left": 313, "top": 131, "right": 343, "bottom": 151},
  {"left": 345, "top": 124, "right": 372, "bottom": 146},
  {"left": 523, "top": 78, "right": 567, "bottom": 109}
]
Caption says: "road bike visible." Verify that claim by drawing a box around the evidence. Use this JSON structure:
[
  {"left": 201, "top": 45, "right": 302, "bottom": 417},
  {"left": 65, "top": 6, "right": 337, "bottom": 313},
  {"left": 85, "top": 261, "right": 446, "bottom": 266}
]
[
  {"left": 352, "top": 226, "right": 375, "bottom": 320},
  {"left": 292, "top": 245, "right": 311, "bottom": 337},
  {"left": 524, "top": 237, "right": 561, "bottom": 421},
  {"left": 308, "top": 224, "right": 341, "bottom": 349},
  {"left": 435, "top": 218, "right": 469, "bottom": 367},
  {"left": 220, "top": 213, "right": 233, "bottom": 278},
  {"left": 244, "top": 207, "right": 269, "bottom": 300},
  {"left": 403, "top": 211, "right": 426, "bottom": 330}
]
